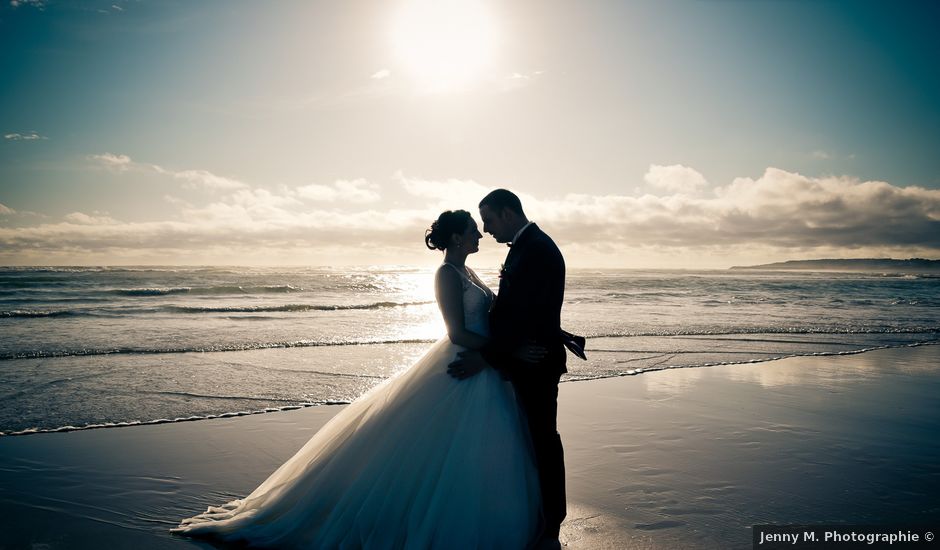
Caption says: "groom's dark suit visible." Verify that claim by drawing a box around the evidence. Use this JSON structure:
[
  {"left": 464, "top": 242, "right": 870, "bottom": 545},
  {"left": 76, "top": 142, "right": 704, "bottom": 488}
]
[{"left": 480, "top": 223, "right": 567, "bottom": 538}]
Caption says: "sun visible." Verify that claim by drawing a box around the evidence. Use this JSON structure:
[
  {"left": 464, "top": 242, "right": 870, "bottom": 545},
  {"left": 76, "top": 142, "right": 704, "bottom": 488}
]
[{"left": 391, "top": 0, "right": 498, "bottom": 93}]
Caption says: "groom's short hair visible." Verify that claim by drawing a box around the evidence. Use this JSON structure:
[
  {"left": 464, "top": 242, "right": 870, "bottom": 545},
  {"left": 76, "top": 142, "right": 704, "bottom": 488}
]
[{"left": 479, "top": 189, "right": 524, "bottom": 216}]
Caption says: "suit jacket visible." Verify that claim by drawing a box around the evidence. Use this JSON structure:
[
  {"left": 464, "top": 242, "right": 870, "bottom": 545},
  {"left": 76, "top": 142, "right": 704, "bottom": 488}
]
[{"left": 481, "top": 223, "right": 567, "bottom": 380}]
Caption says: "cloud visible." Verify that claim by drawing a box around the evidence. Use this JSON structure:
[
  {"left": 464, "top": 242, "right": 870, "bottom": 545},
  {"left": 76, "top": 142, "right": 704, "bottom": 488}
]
[
  {"left": 644, "top": 164, "right": 709, "bottom": 194},
  {"left": 165, "top": 169, "right": 248, "bottom": 191},
  {"left": 811, "top": 150, "right": 831, "bottom": 160},
  {"left": 538, "top": 167, "right": 940, "bottom": 251},
  {"left": 0, "top": 199, "right": 424, "bottom": 260},
  {"left": 0, "top": 203, "right": 15, "bottom": 215},
  {"left": 89, "top": 152, "right": 134, "bottom": 171},
  {"left": 371, "top": 69, "right": 391, "bottom": 80},
  {"left": 296, "top": 179, "right": 381, "bottom": 203},
  {"left": 163, "top": 195, "right": 192, "bottom": 208},
  {"left": 709, "top": 168, "right": 940, "bottom": 247},
  {"left": 90, "top": 152, "right": 248, "bottom": 190},
  {"left": 1, "top": 167, "right": 938, "bottom": 266},
  {"left": 0, "top": 172, "right": 441, "bottom": 263},
  {"left": 64, "top": 212, "right": 118, "bottom": 225},
  {"left": 4, "top": 131, "right": 47, "bottom": 141},
  {"left": 10, "top": 0, "right": 45, "bottom": 9},
  {"left": 396, "top": 172, "right": 491, "bottom": 208}
]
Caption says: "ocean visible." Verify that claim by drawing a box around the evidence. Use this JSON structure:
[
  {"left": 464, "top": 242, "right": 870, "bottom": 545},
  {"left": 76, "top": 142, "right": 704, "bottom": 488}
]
[{"left": 1, "top": 266, "right": 938, "bottom": 436}]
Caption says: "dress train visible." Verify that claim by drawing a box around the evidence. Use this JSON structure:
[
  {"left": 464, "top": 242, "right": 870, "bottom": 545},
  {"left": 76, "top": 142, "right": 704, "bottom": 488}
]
[{"left": 172, "top": 337, "right": 541, "bottom": 549}]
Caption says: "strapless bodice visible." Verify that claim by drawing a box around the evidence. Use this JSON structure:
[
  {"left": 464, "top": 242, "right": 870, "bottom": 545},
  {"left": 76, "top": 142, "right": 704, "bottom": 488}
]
[{"left": 442, "top": 262, "right": 493, "bottom": 337}]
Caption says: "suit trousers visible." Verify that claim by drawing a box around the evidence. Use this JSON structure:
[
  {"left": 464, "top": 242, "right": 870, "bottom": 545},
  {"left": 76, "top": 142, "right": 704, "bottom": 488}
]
[{"left": 511, "top": 373, "right": 566, "bottom": 539}]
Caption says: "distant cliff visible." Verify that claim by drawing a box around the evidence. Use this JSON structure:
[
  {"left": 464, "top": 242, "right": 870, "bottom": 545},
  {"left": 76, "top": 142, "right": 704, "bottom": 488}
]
[{"left": 730, "top": 258, "right": 940, "bottom": 273}]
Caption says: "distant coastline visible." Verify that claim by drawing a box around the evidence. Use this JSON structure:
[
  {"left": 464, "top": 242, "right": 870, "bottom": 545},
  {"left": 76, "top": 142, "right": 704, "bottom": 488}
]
[{"left": 730, "top": 258, "right": 940, "bottom": 273}]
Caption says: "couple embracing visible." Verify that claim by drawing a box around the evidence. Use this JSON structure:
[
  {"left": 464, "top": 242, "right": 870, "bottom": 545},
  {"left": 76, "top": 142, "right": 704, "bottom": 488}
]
[{"left": 173, "top": 189, "right": 576, "bottom": 549}]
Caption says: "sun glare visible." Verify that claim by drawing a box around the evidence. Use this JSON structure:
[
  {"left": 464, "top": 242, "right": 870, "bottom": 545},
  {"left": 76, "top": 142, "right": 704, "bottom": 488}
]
[{"left": 391, "top": 0, "right": 497, "bottom": 93}]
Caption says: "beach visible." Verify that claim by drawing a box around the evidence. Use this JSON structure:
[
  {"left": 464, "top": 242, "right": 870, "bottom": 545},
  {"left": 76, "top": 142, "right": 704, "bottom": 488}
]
[
  {"left": 4, "top": 0, "right": 940, "bottom": 547},
  {"left": 2, "top": 344, "right": 937, "bottom": 549}
]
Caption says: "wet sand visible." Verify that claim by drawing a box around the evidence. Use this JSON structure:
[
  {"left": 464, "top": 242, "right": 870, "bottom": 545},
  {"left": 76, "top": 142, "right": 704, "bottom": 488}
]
[{"left": 1, "top": 344, "right": 938, "bottom": 549}]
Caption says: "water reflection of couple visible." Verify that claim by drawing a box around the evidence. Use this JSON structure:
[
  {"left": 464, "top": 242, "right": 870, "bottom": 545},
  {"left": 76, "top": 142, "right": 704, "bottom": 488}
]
[{"left": 174, "top": 189, "right": 580, "bottom": 549}]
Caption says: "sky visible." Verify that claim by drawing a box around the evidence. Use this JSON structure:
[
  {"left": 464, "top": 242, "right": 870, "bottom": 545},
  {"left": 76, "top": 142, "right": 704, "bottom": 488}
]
[{"left": 1, "top": 0, "right": 938, "bottom": 268}]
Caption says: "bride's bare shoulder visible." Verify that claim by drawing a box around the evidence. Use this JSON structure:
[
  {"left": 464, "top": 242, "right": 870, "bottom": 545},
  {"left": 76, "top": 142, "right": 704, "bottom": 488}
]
[
  {"left": 434, "top": 264, "right": 463, "bottom": 291},
  {"left": 435, "top": 263, "right": 461, "bottom": 278}
]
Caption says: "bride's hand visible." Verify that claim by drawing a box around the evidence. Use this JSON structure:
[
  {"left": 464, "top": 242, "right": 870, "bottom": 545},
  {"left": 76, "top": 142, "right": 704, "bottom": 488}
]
[
  {"left": 513, "top": 343, "right": 547, "bottom": 364},
  {"left": 447, "top": 350, "right": 487, "bottom": 380}
]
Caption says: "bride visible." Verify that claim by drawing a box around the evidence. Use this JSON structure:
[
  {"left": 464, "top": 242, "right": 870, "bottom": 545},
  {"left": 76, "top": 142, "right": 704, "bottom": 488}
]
[{"left": 172, "top": 210, "right": 542, "bottom": 549}]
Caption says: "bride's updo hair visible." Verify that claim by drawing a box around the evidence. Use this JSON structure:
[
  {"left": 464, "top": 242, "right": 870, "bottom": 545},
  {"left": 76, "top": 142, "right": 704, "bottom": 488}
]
[{"left": 425, "top": 210, "right": 472, "bottom": 251}]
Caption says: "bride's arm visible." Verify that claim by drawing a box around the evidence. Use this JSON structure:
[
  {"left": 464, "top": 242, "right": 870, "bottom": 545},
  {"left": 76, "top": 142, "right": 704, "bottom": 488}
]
[{"left": 435, "top": 266, "right": 488, "bottom": 349}]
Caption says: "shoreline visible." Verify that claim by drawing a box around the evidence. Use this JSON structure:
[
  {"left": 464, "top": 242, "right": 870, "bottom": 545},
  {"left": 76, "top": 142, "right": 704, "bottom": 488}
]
[
  {"left": 3, "top": 340, "right": 936, "bottom": 438},
  {"left": 1, "top": 344, "right": 938, "bottom": 548},
  {"left": 3, "top": 330, "right": 934, "bottom": 361}
]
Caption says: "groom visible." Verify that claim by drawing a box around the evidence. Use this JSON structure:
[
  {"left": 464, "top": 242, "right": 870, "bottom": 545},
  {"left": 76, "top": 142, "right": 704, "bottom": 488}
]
[{"left": 448, "top": 188, "right": 567, "bottom": 547}]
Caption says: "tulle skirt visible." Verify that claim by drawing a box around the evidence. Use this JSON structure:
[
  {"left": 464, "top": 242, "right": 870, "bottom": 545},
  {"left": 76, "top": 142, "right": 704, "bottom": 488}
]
[{"left": 172, "top": 338, "right": 541, "bottom": 549}]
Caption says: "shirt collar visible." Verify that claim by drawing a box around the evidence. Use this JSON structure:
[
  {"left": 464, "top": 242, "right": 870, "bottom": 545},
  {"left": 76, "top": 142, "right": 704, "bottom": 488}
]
[{"left": 509, "top": 221, "right": 534, "bottom": 247}]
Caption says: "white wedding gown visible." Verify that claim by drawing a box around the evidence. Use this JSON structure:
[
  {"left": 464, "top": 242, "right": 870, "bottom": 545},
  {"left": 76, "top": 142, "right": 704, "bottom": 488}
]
[{"left": 172, "top": 264, "right": 541, "bottom": 549}]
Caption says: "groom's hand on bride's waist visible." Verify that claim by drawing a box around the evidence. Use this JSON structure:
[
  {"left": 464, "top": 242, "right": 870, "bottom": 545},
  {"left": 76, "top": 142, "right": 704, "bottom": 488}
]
[
  {"left": 448, "top": 350, "right": 487, "bottom": 380},
  {"left": 513, "top": 341, "right": 547, "bottom": 364}
]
